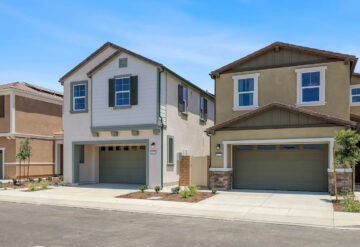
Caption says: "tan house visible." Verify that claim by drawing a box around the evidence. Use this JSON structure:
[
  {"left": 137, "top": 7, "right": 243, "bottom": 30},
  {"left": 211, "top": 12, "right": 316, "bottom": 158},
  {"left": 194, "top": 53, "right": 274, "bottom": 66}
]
[
  {"left": 0, "top": 82, "right": 63, "bottom": 179},
  {"left": 207, "top": 42, "right": 359, "bottom": 193}
]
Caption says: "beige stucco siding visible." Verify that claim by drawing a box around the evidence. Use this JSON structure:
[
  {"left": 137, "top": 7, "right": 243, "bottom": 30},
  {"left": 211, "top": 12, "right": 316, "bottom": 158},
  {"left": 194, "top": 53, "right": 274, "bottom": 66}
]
[
  {"left": 210, "top": 126, "right": 345, "bottom": 168},
  {"left": 0, "top": 137, "right": 16, "bottom": 162},
  {"left": 15, "top": 96, "right": 62, "bottom": 136},
  {"left": 0, "top": 95, "right": 10, "bottom": 133},
  {"left": 215, "top": 61, "right": 351, "bottom": 124},
  {"left": 16, "top": 138, "right": 54, "bottom": 163},
  {"left": 163, "top": 72, "right": 214, "bottom": 184}
]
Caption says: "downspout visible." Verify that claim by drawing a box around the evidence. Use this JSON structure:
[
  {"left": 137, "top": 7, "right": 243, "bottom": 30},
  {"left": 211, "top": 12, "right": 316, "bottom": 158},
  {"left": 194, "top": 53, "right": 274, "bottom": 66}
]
[{"left": 158, "top": 67, "right": 165, "bottom": 188}]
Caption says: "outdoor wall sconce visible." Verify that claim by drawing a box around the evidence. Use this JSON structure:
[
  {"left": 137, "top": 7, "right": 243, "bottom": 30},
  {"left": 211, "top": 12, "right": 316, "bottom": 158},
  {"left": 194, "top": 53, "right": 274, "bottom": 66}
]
[
  {"left": 216, "top": 144, "right": 221, "bottom": 150},
  {"left": 151, "top": 142, "right": 156, "bottom": 149}
]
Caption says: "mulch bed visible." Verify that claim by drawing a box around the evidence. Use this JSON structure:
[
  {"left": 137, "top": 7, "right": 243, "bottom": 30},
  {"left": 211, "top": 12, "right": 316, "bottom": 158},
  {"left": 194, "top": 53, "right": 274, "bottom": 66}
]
[
  {"left": 23, "top": 188, "right": 53, "bottom": 192},
  {"left": 117, "top": 191, "right": 214, "bottom": 203},
  {"left": 332, "top": 200, "right": 360, "bottom": 213}
]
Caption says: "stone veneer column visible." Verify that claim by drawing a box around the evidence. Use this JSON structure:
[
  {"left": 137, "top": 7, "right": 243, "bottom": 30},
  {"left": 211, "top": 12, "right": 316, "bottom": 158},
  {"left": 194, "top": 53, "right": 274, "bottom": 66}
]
[
  {"left": 208, "top": 170, "right": 232, "bottom": 190},
  {"left": 328, "top": 171, "right": 353, "bottom": 195}
]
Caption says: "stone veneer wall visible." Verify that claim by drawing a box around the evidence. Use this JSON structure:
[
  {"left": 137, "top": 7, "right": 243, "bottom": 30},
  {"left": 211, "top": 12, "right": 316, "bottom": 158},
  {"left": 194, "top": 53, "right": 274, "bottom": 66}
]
[
  {"left": 208, "top": 170, "right": 232, "bottom": 190},
  {"left": 179, "top": 156, "right": 190, "bottom": 186},
  {"left": 328, "top": 171, "right": 353, "bottom": 195}
]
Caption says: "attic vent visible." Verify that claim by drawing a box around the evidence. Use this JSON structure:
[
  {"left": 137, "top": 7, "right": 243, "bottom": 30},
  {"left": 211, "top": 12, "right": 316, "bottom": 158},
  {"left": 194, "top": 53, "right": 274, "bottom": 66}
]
[{"left": 119, "top": 58, "right": 128, "bottom": 68}]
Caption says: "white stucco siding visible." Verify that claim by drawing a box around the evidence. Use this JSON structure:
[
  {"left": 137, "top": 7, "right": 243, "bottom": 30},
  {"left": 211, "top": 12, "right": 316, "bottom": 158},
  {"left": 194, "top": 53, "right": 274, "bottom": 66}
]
[
  {"left": 91, "top": 53, "right": 158, "bottom": 127},
  {"left": 163, "top": 72, "right": 214, "bottom": 184}
]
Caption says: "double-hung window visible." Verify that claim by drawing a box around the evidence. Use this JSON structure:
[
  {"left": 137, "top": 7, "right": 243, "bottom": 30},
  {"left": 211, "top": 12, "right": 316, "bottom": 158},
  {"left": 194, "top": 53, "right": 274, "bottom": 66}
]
[
  {"left": 178, "top": 85, "right": 188, "bottom": 113},
  {"left": 296, "top": 66, "right": 327, "bottom": 105},
  {"left": 167, "top": 136, "right": 174, "bottom": 165},
  {"left": 350, "top": 85, "right": 360, "bottom": 105},
  {"left": 73, "top": 83, "right": 86, "bottom": 111},
  {"left": 200, "top": 95, "right": 207, "bottom": 121},
  {"left": 115, "top": 77, "right": 130, "bottom": 106},
  {"left": 232, "top": 73, "right": 259, "bottom": 110}
]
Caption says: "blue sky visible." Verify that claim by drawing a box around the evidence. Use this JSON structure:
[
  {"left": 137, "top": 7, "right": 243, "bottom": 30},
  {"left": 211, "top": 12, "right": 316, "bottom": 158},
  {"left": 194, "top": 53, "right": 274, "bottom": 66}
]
[{"left": 0, "top": 0, "right": 359, "bottom": 93}]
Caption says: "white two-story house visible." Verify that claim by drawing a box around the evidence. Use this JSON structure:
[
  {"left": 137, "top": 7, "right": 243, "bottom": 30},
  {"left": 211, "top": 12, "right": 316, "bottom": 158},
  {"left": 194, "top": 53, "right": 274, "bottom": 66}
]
[{"left": 59, "top": 42, "right": 214, "bottom": 187}]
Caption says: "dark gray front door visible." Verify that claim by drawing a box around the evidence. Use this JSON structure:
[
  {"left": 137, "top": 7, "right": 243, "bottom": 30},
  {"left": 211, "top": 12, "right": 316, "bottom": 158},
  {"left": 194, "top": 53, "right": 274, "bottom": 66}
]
[
  {"left": 99, "top": 146, "right": 146, "bottom": 184},
  {"left": 233, "top": 144, "right": 328, "bottom": 192}
]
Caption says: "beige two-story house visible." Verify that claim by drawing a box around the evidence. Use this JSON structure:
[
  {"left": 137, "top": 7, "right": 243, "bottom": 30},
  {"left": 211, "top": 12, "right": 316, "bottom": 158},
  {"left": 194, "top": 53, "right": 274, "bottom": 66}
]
[
  {"left": 59, "top": 42, "right": 214, "bottom": 188},
  {"left": 206, "top": 42, "right": 359, "bottom": 193},
  {"left": 0, "top": 82, "right": 63, "bottom": 179}
]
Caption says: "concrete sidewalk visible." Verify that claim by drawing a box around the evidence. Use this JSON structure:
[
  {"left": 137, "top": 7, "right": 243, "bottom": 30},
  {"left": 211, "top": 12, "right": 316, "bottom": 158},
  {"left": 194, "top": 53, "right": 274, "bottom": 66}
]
[{"left": 0, "top": 184, "right": 359, "bottom": 230}]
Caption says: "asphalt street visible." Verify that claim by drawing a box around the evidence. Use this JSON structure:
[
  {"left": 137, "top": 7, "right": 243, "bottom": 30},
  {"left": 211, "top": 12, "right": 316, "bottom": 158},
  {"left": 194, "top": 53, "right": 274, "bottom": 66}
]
[{"left": 0, "top": 201, "right": 359, "bottom": 247}]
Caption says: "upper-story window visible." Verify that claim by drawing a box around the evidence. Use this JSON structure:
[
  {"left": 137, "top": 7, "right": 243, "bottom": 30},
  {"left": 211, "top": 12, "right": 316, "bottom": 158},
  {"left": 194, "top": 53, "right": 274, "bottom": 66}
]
[
  {"left": 200, "top": 95, "right": 208, "bottom": 121},
  {"left": 115, "top": 77, "right": 130, "bottom": 106},
  {"left": 295, "top": 66, "right": 327, "bottom": 106},
  {"left": 72, "top": 82, "right": 87, "bottom": 112},
  {"left": 178, "top": 85, "right": 188, "bottom": 113},
  {"left": 350, "top": 85, "right": 360, "bottom": 105},
  {"left": 232, "top": 73, "right": 259, "bottom": 111}
]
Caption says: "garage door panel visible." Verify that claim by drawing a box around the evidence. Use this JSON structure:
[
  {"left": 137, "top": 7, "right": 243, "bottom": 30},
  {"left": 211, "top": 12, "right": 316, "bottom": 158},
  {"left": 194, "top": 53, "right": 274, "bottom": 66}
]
[
  {"left": 233, "top": 145, "right": 328, "bottom": 192},
  {"left": 99, "top": 148, "right": 146, "bottom": 184}
]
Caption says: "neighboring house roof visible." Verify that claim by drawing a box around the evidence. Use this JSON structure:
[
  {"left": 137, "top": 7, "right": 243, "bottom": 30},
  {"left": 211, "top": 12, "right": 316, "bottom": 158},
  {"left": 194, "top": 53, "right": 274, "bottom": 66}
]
[
  {"left": 353, "top": 72, "right": 360, "bottom": 78},
  {"left": 72, "top": 42, "right": 214, "bottom": 100},
  {"left": 210, "top": 42, "right": 358, "bottom": 78},
  {"left": 0, "top": 82, "right": 63, "bottom": 101},
  {"left": 206, "top": 102, "right": 357, "bottom": 133}
]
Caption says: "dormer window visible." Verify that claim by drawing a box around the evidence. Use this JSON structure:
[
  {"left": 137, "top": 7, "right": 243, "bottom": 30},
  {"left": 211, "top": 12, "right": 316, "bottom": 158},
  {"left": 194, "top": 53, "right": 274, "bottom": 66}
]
[
  {"left": 295, "top": 66, "right": 327, "bottom": 106},
  {"left": 232, "top": 73, "right": 259, "bottom": 111},
  {"left": 350, "top": 85, "right": 360, "bottom": 105}
]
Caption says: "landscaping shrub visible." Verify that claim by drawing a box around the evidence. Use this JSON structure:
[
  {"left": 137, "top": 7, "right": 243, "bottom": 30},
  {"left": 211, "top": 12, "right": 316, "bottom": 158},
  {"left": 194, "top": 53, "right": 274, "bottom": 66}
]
[
  {"left": 180, "top": 189, "right": 190, "bottom": 198},
  {"left": 0, "top": 182, "right": 2, "bottom": 188},
  {"left": 59, "top": 176, "right": 64, "bottom": 181},
  {"left": 28, "top": 183, "right": 36, "bottom": 191},
  {"left": 154, "top": 185, "right": 161, "bottom": 193},
  {"left": 38, "top": 177, "right": 42, "bottom": 182},
  {"left": 12, "top": 179, "right": 18, "bottom": 186},
  {"left": 171, "top": 186, "right": 180, "bottom": 194},
  {"left": 211, "top": 188, "right": 217, "bottom": 194},
  {"left": 189, "top": 186, "right": 198, "bottom": 196},
  {"left": 40, "top": 181, "right": 48, "bottom": 190},
  {"left": 28, "top": 177, "right": 35, "bottom": 183},
  {"left": 139, "top": 185, "right": 147, "bottom": 192},
  {"left": 341, "top": 191, "right": 360, "bottom": 212},
  {"left": 47, "top": 176, "right": 53, "bottom": 182}
]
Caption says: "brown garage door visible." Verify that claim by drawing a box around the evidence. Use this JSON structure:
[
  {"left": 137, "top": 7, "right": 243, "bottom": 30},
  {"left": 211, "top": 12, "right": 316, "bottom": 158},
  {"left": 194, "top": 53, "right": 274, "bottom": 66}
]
[{"left": 233, "top": 144, "right": 328, "bottom": 192}]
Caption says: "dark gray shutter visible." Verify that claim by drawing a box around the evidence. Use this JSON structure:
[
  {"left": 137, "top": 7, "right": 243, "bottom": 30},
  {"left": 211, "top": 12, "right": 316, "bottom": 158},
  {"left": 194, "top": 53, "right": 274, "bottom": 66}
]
[
  {"left": 130, "top": 76, "right": 138, "bottom": 105},
  {"left": 0, "top": 96, "right": 4, "bottom": 117},
  {"left": 108, "top": 79, "right": 115, "bottom": 107},
  {"left": 178, "top": 85, "right": 184, "bottom": 112},
  {"left": 204, "top": 98, "right": 208, "bottom": 121}
]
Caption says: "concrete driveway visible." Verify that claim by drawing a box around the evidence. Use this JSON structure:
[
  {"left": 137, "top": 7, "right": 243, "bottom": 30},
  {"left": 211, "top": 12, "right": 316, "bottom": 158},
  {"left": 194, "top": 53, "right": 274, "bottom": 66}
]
[{"left": 0, "top": 184, "right": 359, "bottom": 229}]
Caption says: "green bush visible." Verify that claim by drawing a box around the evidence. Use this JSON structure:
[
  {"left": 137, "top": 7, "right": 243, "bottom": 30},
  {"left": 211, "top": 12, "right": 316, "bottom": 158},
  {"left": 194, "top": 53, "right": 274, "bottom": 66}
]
[
  {"left": 139, "top": 185, "right": 147, "bottom": 192},
  {"left": 59, "top": 176, "right": 64, "bottom": 181},
  {"left": 154, "top": 185, "right": 161, "bottom": 193},
  {"left": 171, "top": 186, "right": 180, "bottom": 194},
  {"left": 342, "top": 192, "right": 360, "bottom": 212},
  {"left": 47, "top": 176, "right": 53, "bottom": 182},
  {"left": 12, "top": 179, "right": 18, "bottom": 186},
  {"left": 28, "top": 177, "right": 35, "bottom": 183},
  {"left": 40, "top": 181, "right": 48, "bottom": 190},
  {"left": 211, "top": 188, "right": 217, "bottom": 194},
  {"left": 189, "top": 186, "right": 198, "bottom": 196},
  {"left": 180, "top": 189, "right": 190, "bottom": 198},
  {"left": 28, "top": 183, "right": 36, "bottom": 191},
  {"left": 0, "top": 182, "right": 2, "bottom": 188},
  {"left": 38, "top": 177, "right": 42, "bottom": 182}
]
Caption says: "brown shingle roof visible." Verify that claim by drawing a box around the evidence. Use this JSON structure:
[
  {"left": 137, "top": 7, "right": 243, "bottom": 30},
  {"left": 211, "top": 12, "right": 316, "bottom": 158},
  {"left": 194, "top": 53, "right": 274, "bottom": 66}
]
[
  {"left": 210, "top": 42, "right": 358, "bottom": 78},
  {"left": 0, "top": 82, "right": 63, "bottom": 101},
  {"left": 206, "top": 102, "right": 357, "bottom": 133}
]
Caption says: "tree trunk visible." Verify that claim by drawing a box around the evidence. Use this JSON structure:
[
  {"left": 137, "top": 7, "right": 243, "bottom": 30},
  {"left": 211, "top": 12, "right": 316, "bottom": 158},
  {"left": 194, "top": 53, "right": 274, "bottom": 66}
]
[
  {"left": 333, "top": 149, "right": 338, "bottom": 201},
  {"left": 353, "top": 164, "right": 356, "bottom": 194},
  {"left": 18, "top": 160, "right": 21, "bottom": 184},
  {"left": 27, "top": 157, "right": 30, "bottom": 179}
]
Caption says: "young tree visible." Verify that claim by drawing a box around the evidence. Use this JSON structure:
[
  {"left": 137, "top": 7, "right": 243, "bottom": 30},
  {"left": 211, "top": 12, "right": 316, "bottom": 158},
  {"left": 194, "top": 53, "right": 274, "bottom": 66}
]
[
  {"left": 16, "top": 140, "right": 27, "bottom": 183},
  {"left": 334, "top": 129, "right": 360, "bottom": 197},
  {"left": 22, "top": 138, "right": 32, "bottom": 178}
]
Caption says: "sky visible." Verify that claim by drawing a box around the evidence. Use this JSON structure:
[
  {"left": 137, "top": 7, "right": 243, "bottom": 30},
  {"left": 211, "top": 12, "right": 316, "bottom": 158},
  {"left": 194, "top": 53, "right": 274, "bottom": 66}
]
[{"left": 0, "top": 0, "right": 359, "bottom": 93}]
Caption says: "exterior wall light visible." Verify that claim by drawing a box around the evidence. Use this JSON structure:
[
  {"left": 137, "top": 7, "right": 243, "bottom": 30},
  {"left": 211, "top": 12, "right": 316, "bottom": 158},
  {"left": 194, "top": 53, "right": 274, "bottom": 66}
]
[
  {"left": 151, "top": 142, "right": 156, "bottom": 149},
  {"left": 216, "top": 144, "right": 221, "bottom": 150}
]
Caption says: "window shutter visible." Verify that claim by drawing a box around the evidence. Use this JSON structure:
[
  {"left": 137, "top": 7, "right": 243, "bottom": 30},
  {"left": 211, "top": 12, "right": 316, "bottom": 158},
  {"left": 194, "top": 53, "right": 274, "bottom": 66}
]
[
  {"left": 178, "top": 85, "right": 184, "bottom": 112},
  {"left": 0, "top": 96, "right": 4, "bottom": 117},
  {"left": 130, "top": 76, "right": 138, "bottom": 105},
  {"left": 108, "top": 79, "right": 115, "bottom": 107},
  {"left": 204, "top": 98, "right": 208, "bottom": 121}
]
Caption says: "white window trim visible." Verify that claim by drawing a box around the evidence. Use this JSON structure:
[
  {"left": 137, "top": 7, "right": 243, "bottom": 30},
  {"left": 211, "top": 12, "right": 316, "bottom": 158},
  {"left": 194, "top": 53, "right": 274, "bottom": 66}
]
[
  {"left": 115, "top": 77, "right": 131, "bottom": 107},
  {"left": 295, "top": 66, "right": 327, "bottom": 106},
  {"left": 350, "top": 84, "right": 360, "bottom": 106},
  {"left": 232, "top": 73, "right": 259, "bottom": 111},
  {"left": 73, "top": 84, "right": 86, "bottom": 111}
]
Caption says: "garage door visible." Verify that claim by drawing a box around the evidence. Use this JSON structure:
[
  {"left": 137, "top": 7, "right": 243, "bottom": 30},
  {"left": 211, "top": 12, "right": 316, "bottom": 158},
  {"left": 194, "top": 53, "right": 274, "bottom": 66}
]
[
  {"left": 233, "top": 144, "right": 328, "bottom": 192},
  {"left": 99, "top": 146, "right": 146, "bottom": 184}
]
